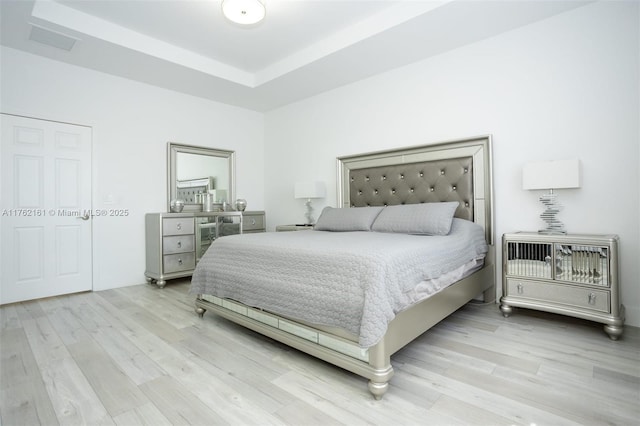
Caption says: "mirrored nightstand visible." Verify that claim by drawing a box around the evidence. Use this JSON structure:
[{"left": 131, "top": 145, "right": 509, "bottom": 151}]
[{"left": 501, "top": 232, "right": 624, "bottom": 340}]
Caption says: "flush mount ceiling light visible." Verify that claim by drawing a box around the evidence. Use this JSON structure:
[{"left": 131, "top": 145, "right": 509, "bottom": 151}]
[{"left": 222, "top": 0, "right": 266, "bottom": 26}]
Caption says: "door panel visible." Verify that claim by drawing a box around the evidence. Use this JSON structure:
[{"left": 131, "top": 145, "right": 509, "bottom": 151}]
[
  {"left": 56, "top": 225, "right": 81, "bottom": 276},
  {"left": 15, "top": 226, "right": 44, "bottom": 281},
  {"left": 15, "top": 155, "right": 44, "bottom": 207},
  {"left": 56, "top": 158, "right": 80, "bottom": 208},
  {"left": 1, "top": 114, "right": 92, "bottom": 304},
  {"left": 14, "top": 125, "right": 44, "bottom": 147}
]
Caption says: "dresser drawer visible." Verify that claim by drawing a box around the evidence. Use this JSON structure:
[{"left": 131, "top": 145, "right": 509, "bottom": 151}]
[
  {"left": 162, "top": 217, "right": 194, "bottom": 236},
  {"left": 163, "top": 235, "right": 194, "bottom": 254},
  {"left": 243, "top": 214, "right": 265, "bottom": 231},
  {"left": 506, "top": 278, "right": 610, "bottom": 313},
  {"left": 163, "top": 252, "right": 195, "bottom": 273}
]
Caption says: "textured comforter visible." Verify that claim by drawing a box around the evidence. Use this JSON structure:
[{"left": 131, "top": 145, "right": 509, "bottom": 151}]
[{"left": 190, "top": 218, "right": 488, "bottom": 347}]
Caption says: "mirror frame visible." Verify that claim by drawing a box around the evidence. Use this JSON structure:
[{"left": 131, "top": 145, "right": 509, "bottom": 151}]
[{"left": 167, "top": 142, "right": 236, "bottom": 212}]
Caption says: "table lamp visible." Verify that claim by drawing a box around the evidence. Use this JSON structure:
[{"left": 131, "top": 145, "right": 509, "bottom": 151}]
[
  {"left": 522, "top": 159, "right": 581, "bottom": 234},
  {"left": 294, "top": 181, "right": 326, "bottom": 225}
]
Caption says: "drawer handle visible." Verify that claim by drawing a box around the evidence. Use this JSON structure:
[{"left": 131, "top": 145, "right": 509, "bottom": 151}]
[
  {"left": 178, "top": 258, "right": 183, "bottom": 265},
  {"left": 177, "top": 241, "right": 182, "bottom": 248},
  {"left": 588, "top": 293, "right": 596, "bottom": 305},
  {"left": 251, "top": 219, "right": 256, "bottom": 225},
  {"left": 176, "top": 223, "right": 182, "bottom": 230},
  {"left": 517, "top": 283, "right": 524, "bottom": 294}
]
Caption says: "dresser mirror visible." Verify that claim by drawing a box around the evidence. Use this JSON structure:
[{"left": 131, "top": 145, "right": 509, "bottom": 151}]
[{"left": 167, "top": 142, "right": 235, "bottom": 212}]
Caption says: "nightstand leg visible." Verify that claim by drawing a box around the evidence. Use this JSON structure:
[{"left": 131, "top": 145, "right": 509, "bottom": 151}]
[
  {"left": 499, "top": 302, "right": 513, "bottom": 318},
  {"left": 156, "top": 280, "right": 166, "bottom": 289},
  {"left": 604, "top": 324, "right": 623, "bottom": 341}
]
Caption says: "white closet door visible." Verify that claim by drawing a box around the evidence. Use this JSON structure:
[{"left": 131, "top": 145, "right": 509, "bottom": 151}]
[{"left": 1, "top": 114, "right": 92, "bottom": 304}]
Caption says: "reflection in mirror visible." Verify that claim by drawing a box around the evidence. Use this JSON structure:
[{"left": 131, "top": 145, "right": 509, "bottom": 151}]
[{"left": 167, "top": 143, "right": 235, "bottom": 212}]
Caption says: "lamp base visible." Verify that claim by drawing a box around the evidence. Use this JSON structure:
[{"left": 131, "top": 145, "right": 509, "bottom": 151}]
[
  {"left": 538, "top": 190, "right": 566, "bottom": 234},
  {"left": 304, "top": 199, "right": 315, "bottom": 225}
]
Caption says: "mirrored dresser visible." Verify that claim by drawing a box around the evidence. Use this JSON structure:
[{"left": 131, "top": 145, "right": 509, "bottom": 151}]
[{"left": 145, "top": 211, "right": 265, "bottom": 288}]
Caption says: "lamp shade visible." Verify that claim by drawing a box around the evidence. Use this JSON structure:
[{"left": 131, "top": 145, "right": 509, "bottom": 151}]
[
  {"left": 294, "top": 181, "right": 326, "bottom": 199},
  {"left": 522, "top": 159, "right": 581, "bottom": 190}
]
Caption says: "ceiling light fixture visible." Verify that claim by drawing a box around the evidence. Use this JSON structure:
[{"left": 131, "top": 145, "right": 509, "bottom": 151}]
[{"left": 222, "top": 0, "right": 266, "bottom": 26}]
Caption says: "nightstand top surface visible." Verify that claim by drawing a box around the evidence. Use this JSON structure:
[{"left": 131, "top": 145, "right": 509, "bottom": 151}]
[{"left": 503, "top": 232, "right": 619, "bottom": 243}]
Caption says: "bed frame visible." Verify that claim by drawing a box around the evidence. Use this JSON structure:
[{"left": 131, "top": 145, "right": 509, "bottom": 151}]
[{"left": 194, "top": 135, "right": 495, "bottom": 399}]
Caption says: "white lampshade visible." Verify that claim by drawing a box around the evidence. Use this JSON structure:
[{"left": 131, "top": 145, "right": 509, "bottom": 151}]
[
  {"left": 222, "top": 0, "right": 266, "bottom": 25},
  {"left": 522, "top": 159, "right": 581, "bottom": 190},
  {"left": 294, "top": 181, "right": 326, "bottom": 199}
]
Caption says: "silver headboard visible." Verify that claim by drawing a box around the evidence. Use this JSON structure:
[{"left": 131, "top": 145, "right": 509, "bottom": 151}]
[{"left": 337, "top": 136, "right": 493, "bottom": 244}]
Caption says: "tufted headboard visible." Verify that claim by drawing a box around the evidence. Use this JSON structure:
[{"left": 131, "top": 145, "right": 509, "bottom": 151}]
[
  {"left": 337, "top": 136, "right": 493, "bottom": 244},
  {"left": 348, "top": 157, "right": 474, "bottom": 220}
]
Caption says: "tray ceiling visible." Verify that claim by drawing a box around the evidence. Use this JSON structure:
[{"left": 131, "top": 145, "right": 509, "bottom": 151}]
[{"left": 1, "top": 0, "right": 591, "bottom": 111}]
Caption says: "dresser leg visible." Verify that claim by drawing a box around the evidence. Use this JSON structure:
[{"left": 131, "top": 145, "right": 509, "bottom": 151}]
[
  {"left": 195, "top": 306, "right": 206, "bottom": 318},
  {"left": 156, "top": 280, "right": 166, "bottom": 289},
  {"left": 604, "top": 324, "right": 623, "bottom": 341}
]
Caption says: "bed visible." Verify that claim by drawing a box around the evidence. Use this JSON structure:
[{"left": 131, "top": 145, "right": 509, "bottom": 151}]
[{"left": 191, "top": 136, "right": 495, "bottom": 399}]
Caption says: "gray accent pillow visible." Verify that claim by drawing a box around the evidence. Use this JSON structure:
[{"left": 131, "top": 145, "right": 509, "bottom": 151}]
[
  {"left": 314, "top": 206, "right": 384, "bottom": 232},
  {"left": 371, "top": 202, "right": 459, "bottom": 235}
]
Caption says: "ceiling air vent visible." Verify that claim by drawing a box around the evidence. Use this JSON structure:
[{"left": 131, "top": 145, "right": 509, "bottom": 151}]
[{"left": 29, "top": 24, "right": 78, "bottom": 51}]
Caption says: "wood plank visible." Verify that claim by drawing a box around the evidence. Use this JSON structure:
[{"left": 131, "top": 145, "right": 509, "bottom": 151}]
[
  {"left": 272, "top": 369, "right": 463, "bottom": 425},
  {"left": 138, "top": 376, "right": 228, "bottom": 425},
  {"left": 395, "top": 361, "right": 578, "bottom": 426},
  {"left": 17, "top": 299, "right": 48, "bottom": 320},
  {"left": 0, "top": 381, "right": 60, "bottom": 426},
  {"left": 112, "top": 402, "right": 172, "bottom": 426},
  {"left": 21, "top": 317, "right": 114, "bottom": 425},
  {"left": 273, "top": 399, "right": 346, "bottom": 426},
  {"left": 151, "top": 351, "right": 286, "bottom": 425},
  {"left": 0, "top": 304, "right": 21, "bottom": 330},
  {"left": 430, "top": 394, "right": 514, "bottom": 426},
  {"left": 62, "top": 299, "right": 166, "bottom": 386},
  {"left": 0, "top": 328, "right": 58, "bottom": 425},
  {"left": 90, "top": 293, "right": 187, "bottom": 364},
  {"left": 424, "top": 330, "right": 541, "bottom": 374},
  {"left": 1, "top": 282, "right": 638, "bottom": 425},
  {"left": 39, "top": 298, "right": 93, "bottom": 346},
  {"left": 489, "top": 364, "right": 638, "bottom": 425},
  {"left": 1, "top": 328, "right": 41, "bottom": 387},
  {"left": 67, "top": 338, "right": 150, "bottom": 417}
]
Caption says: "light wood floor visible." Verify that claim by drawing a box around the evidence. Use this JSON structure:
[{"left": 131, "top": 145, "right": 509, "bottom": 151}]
[{"left": 1, "top": 279, "right": 638, "bottom": 426}]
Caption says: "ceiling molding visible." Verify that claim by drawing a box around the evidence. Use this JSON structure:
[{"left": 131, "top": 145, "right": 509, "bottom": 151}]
[
  {"left": 1, "top": 0, "right": 593, "bottom": 111},
  {"left": 31, "top": 0, "right": 255, "bottom": 86}
]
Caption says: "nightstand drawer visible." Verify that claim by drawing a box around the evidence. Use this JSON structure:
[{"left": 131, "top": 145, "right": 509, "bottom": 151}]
[
  {"left": 163, "top": 252, "right": 195, "bottom": 273},
  {"left": 163, "top": 235, "right": 194, "bottom": 254},
  {"left": 162, "top": 217, "right": 194, "bottom": 236},
  {"left": 243, "top": 214, "right": 265, "bottom": 231},
  {"left": 506, "top": 278, "right": 610, "bottom": 313}
]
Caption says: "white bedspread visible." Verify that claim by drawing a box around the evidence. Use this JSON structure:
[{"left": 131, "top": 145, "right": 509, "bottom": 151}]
[{"left": 190, "top": 218, "right": 488, "bottom": 347}]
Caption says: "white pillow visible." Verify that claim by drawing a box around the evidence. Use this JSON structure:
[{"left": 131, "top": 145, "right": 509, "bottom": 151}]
[
  {"left": 371, "top": 202, "right": 459, "bottom": 235},
  {"left": 314, "top": 206, "right": 384, "bottom": 231}
]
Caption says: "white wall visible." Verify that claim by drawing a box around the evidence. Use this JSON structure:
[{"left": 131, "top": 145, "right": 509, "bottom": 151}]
[
  {"left": 0, "top": 46, "right": 264, "bottom": 291},
  {"left": 264, "top": 2, "right": 640, "bottom": 326}
]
